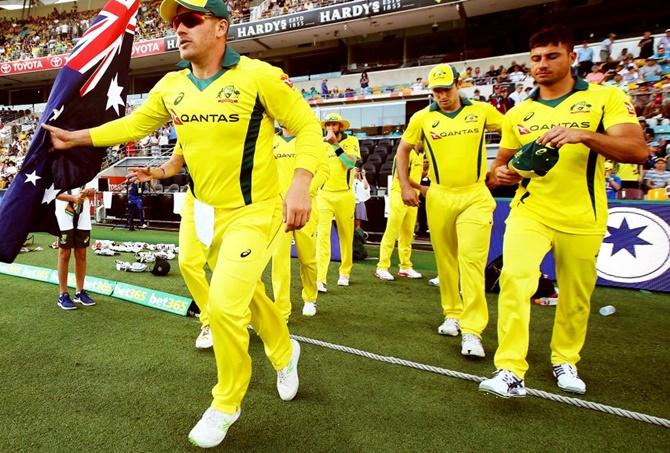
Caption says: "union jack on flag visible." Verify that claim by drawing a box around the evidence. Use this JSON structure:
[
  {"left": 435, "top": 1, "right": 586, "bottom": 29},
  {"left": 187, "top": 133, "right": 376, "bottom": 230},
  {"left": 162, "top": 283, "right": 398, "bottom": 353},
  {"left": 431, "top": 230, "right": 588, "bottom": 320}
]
[{"left": 0, "top": 0, "right": 139, "bottom": 263}]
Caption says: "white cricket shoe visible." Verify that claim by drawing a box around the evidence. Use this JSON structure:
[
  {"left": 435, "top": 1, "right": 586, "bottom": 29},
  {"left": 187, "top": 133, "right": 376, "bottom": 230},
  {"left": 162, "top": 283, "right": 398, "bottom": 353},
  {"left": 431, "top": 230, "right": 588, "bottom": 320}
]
[
  {"left": 461, "top": 333, "right": 485, "bottom": 357},
  {"left": 195, "top": 325, "right": 213, "bottom": 350},
  {"left": 337, "top": 275, "right": 349, "bottom": 286},
  {"left": 317, "top": 282, "right": 327, "bottom": 293},
  {"left": 374, "top": 269, "right": 394, "bottom": 281},
  {"left": 277, "top": 339, "right": 301, "bottom": 401},
  {"left": 302, "top": 302, "right": 317, "bottom": 317},
  {"left": 188, "top": 407, "right": 241, "bottom": 448},
  {"left": 428, "top": 276, "right": 440, "bottom": 286},
  {"left": 398, "top": 268, "right": 422, "bottom": 279},
  {"left": 552, "top": 363, "right": 586, "bottom": 394},
  {"left": 479, "top": 369, "right": 527, "bottom": 398},
  {"left": 437, "top": 317, "right": 460, "bottom": 336}
]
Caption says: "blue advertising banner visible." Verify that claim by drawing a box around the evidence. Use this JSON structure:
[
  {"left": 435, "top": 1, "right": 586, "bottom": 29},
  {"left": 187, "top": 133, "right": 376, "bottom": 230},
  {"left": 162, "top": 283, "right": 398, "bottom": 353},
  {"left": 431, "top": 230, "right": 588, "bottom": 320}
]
[{"left": 488, "top": 199, "right": 670, "bottom": 292}]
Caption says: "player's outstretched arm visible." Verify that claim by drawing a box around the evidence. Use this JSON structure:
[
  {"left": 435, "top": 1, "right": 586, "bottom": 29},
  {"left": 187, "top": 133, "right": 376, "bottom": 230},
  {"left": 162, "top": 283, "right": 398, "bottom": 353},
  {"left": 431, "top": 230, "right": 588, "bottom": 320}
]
[{"left": 42, "top": 124, "right": 93, "bottom": 151}]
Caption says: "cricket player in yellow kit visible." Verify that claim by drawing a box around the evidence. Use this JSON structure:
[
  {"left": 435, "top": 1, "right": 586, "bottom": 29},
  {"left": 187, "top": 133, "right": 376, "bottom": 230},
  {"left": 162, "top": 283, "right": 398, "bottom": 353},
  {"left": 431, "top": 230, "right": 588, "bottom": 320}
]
[
  {"left": 397, "top": 63, "right": 503, "bottom": 358},
  {"left": 375, "top": 146, "right": 425, "bottom": 281},
  {"left": 272, "top": 131, "right": 329, "bottom": 318},
  {"left": 44, "top": 0, "right": 323, "bottom": 447},
  {"left": 479, "top": 25, "right": 647, "bottom": 398},
  {"left": 316, "top": 113, "right": 361, "bottom": 290}
]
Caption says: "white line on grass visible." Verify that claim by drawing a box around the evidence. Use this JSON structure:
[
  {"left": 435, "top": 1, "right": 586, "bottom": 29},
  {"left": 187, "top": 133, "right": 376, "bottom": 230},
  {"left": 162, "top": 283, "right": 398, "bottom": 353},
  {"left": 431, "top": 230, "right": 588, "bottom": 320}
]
[{"left": 291, "top": 334, "right": 670, "bottom": 429}]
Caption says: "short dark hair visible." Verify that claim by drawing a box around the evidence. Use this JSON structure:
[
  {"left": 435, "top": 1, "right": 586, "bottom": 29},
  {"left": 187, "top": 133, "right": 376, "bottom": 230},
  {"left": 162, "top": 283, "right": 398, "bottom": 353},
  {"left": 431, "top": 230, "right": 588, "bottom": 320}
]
[{"left": 529, "top": 25, "right": 574, "bottom": 52}]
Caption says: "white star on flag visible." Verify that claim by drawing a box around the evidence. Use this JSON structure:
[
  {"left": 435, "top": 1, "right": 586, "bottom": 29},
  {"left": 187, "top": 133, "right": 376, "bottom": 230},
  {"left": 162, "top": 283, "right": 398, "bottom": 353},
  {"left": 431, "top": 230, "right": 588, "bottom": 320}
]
[
  {"left": 42, "top": 183, "right": 59, "bottom": 205},
  {"left": 24, "top": 171, "right": 41, "bottom": 186},
  {"left": 51, "top": 105, "right": 64, "bottom": 122},
  {"left": 106, "top": 75, "right": 125, "bottom": 115}
]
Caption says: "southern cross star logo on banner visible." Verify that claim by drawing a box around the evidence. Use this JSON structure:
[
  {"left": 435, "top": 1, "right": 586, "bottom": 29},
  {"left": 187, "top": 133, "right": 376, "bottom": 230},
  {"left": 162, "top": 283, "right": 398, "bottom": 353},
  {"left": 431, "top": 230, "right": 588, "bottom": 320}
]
[{"left": 603, "top": 217, "right": 652, "bottom": 257}]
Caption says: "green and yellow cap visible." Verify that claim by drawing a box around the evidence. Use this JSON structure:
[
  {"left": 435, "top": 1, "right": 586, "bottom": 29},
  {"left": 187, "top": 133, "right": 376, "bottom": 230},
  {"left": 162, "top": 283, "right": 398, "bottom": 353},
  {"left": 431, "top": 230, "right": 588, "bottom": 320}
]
[
  {"left": 508, "top": 142, "right": 560, "bottom": 179},
  {"left": 321, "top": 113, "right": 350, "bottom": 131},
  {"left": 428, "top": 63, "right": 460, "bottom": 89},
  {"left": 160, "top": 0, "right": 229, "bottom": 22}
]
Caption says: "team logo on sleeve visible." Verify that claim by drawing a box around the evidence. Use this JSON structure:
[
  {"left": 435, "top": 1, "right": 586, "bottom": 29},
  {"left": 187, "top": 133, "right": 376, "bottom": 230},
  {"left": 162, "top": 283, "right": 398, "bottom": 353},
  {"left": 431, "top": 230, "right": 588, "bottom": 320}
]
[
  {"left": 569, "top": 101, "right": 592, "bottom": 114},
  {"left": 624, "top": 101, "right": 636, "bottom": 116},
  {"left": 217, "top": 85, "right": 240, "bottom": 103}
]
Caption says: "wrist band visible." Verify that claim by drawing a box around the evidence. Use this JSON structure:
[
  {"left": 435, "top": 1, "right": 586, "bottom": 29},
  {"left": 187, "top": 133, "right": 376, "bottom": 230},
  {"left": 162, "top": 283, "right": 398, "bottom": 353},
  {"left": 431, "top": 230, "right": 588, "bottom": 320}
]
[{"left": 334, "top": 147, "right": 344, "bottom": 156}]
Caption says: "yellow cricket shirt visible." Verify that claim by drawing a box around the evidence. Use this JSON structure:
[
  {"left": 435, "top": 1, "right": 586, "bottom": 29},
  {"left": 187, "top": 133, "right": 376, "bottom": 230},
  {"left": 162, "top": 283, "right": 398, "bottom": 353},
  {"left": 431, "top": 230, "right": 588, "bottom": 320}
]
[
  {"left": 500, "top": 78, "right": 639, "bottom": 234},
  {"left": 272, "top": 134, "right": 329, "bottom": 196},
  {"left": 402, "top": 98, "right": 503, "bottom": 188},
  {"left": 391, "top": 148, "right": 423, "bottom": 193},
  {"left": 90, "top": 47, "right": 322, "bottom": 208},
  {"left": 321, "top": 134, "right": 361, "bottom": 192},
  {"left": 615, "top": 163, "right": 641, "bottom": 182}
]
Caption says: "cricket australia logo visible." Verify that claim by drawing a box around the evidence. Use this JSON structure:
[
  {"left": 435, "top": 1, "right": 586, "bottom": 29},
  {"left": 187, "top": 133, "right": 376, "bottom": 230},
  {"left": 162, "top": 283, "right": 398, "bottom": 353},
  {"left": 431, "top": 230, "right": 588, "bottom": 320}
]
[
  {"left": 597, "top": 207, "right": 670, "bottom": 284},
  {"left": 217, "top": 85, "right": 240, "bottom": 103},
  {"left": 464, "top": 114, "right": 478, "bottom": 123},
  {"left": 569, "top": 101, "right": 592, "bottom": 114}
]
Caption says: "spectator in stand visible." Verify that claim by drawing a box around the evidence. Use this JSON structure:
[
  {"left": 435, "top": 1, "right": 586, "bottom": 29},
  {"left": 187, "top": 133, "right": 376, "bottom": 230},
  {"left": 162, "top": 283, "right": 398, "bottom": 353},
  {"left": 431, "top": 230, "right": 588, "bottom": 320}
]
[
  {"left": 359, "top": 71, "right": 369, "bottom": 94},
  {"left": 490, "top": 85, "right": 512, "bottom": 114},
  {"left": 643, "top": 93, "right": 665, "bottom": 117},
  {"left": 471, "top": 89, "right": 486, "bottom": 102},
  {"left": 653, "top": 45, "right": 670, "bottom": 74},
  {"left": 600, "top": 33, "right": 615, "bottom": 63},
  {"left": 640, "top": 57, "right": 663, "bottom": 82},
  {"left": 309, "top": 87, "right": 318, "bottom": 98},
  {"left": 638, "top": 32, "right": 654, "bottom": 59},
  {"left": 485, "top": 64, "right": 498, "bottom": 78},
  {"left": 353, "top": 167, "right": 370, "bottom": 231},
  {"left": 304, "top": 0, "right": 314, "bottom": 10},
  {"left": 643, "top": 157, "right": 670, "bottom": 190},
  {"left": 586, "top": 64, "right": 605, "bottom": 84},
  {"left": 616, "top": 48, "right": 631, "bottom": 62},
  {"left": 605, "top": 162, "right": 622, "bottom": 199},
  {"left": 321, "top": 79, "right": 329, "bottom": 97},
  {"left": 149, "top": 131, "right": 161, "bottom": 157},
  {"left": 508, "top": 83, "right": 526, "bottom": 106},
  {"left": 509, "top": 65, "right": 526, "bottom": 83},
  {"left": 659, "top": 28, "right": 670, "bottom": 53},
  {"left": 620, "top": 63, "right": 639, "bottom": 83},
  {"left": 412, "top": 77, "right": 424, "bottom": 92},
  {"left": 497, "top": 67, "right": 510, "bottom": 83},
  {"left": 473, "top": 66, "right": 483, "bottom": 83}
]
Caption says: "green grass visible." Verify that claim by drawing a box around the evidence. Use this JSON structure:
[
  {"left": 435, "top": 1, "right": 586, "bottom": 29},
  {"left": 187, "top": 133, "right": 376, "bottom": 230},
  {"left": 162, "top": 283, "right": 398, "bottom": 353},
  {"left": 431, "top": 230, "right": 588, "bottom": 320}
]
[{"left": 1, "top": 231, "right": 669, "bottom": 451}]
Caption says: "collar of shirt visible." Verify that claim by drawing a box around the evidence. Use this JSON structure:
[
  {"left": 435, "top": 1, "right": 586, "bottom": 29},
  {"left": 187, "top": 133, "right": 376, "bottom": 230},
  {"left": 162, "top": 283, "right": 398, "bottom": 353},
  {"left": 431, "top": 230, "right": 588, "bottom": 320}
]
[
  {"left": 176, "top": 46, "right": 241, "bottom": 70},
  {"left": 428, "top": 96, "right": 472, "bottom": 112},
  {"left": 527, "top": 77, "right": 588, "bottom": 101}
]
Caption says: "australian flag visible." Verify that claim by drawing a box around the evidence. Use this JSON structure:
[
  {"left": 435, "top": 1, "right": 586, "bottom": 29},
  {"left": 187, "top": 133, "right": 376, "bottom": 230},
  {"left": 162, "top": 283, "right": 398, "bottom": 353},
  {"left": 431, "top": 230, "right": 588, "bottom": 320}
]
[{"left": 0, "top": 0, "right": 139, "bottom": 262}]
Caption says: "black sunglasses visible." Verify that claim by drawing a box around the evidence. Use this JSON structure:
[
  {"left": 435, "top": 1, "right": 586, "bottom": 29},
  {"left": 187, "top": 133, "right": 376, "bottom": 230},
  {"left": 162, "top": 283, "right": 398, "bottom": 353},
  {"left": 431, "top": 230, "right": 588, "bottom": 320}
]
[{"left": 172, "top": 11, "right": 217, "bottom": 30}]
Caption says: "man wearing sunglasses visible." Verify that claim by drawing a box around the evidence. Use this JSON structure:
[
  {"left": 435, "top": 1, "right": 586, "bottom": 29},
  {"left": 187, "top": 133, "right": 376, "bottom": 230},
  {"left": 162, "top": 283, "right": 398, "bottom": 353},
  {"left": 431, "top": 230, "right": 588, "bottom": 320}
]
[{"left": 43, "top": 0, "right": 323, "bottom": 448}]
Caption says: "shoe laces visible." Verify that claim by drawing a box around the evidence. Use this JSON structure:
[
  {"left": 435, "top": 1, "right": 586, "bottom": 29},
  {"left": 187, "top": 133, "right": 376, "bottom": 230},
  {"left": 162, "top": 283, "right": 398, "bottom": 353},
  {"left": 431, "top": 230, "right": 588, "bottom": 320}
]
[
  {"left": 462, "top": 333, "right": 480, "bottom": 344},
  {"left": 494, "top": 370, "right": 522, "bottom": 387},
  {"left": 554, "top": 363, "right": 578, "bottom": 379},
  {"left": 202, "top": 408, "right": 235, "bottom": 430},
  {"left": 278, "top": 361, "right": 295, "bottom": 384}
]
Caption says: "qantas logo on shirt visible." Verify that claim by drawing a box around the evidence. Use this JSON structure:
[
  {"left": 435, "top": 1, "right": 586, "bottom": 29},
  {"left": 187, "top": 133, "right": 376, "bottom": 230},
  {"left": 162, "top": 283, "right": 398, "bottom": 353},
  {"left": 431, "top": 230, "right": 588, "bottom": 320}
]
[
  {"left": 429, "top": 128, "right": 480, "bottom": 140},
  {"left": 168, "top": 108, "right": 240, "bottom": 124},
  {"left": 524, "top": 122, "right": 591, "bottom": 132},
  {"left": 517, "top": 124, "right": 531, "bottom": 135},
  {"left": 274, "top": 152, "right": 295, "bottom": 159}
]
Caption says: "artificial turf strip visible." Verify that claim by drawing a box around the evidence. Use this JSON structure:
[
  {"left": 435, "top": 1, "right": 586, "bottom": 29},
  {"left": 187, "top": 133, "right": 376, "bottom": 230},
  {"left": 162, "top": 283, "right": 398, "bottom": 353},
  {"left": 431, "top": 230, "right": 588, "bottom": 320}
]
[{"left": 1, "top": 232, "right": 668, "bottom": 451}]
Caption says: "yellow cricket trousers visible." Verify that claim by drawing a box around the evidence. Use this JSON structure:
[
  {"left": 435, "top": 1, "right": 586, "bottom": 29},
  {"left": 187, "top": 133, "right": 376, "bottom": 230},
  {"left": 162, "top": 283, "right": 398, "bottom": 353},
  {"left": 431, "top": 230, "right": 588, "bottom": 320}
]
[
  {"left": 426, "top": 183, "right": 495, "bottom": 337},
  {"left": 378, "top": 189, "right": 418, "bottom": 271},
  {"left": 271, "top": 204, "right": 318, "bottom": 320},
  {"left": 494, "top": 213, "right": 603, "bottom": 379},
  {"left": 316, "top": 189, "right": 355, "bottom": 283},
  {"left": 179, "top": 193, "right": 293, "bottom": 414}
]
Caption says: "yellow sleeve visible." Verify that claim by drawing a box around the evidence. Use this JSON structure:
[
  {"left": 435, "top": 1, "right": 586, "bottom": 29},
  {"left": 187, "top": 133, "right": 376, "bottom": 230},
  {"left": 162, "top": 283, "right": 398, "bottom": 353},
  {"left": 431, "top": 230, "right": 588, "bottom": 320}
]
[
  {"left": 172, "top": 141, "right": 183, "bottom": 156},
  {"left": 309, "top": 143, "right": 331, "bottom": 196},
  {"left": 350, "top": 137, "right": 361, "bottom": 159},
  {"left": 484, "top": 102, "right": 505, "bottom": 132},
  {"left": 499, "top": 110, "right": 521, "bottom": 150},
  {"left": 401, "top": 110, "right": 425, "bottom": 144},
  {"left": 90, "top": 78, "right": 171, "bottom": 147},
  {"left": 256, "top": 63, "right": 321, "bottom": 175},
  {"left": 603, "top": 87, "right": 639, "bottom": 130}
]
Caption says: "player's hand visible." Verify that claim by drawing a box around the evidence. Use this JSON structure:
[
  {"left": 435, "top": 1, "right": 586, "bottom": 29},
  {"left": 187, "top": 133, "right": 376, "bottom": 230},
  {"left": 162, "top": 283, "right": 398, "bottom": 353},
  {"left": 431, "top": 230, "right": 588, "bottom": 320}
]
[
  {"left": 42, "top": 124, "right": 91, "bottom": 151},
  {"left": 537, "top": 127, "right": 587, "bottom": 148},
  {"left": 325, "top": 129, "right": 339, "bottom": 145},
  {"left": 284, "top": 169, "right": 313, "bottom": 232},
  {"left": 495, "top": 165, "right": 523, "bottom": 185},
  {"left": 402, "top": 184, "right": 419, "bottom": 207},
  {"left": 127, "top": 166, "right": 153, "bottom": 183}
]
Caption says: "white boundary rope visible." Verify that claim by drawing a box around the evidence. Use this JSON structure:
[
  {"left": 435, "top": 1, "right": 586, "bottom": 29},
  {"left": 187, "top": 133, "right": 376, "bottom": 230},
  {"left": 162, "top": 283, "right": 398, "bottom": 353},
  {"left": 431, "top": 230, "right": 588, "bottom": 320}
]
[{"left": 291, "top": 334, "right": 670, "bottom": 429}]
